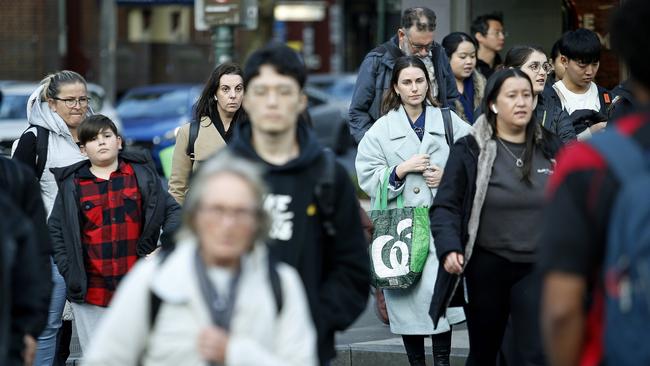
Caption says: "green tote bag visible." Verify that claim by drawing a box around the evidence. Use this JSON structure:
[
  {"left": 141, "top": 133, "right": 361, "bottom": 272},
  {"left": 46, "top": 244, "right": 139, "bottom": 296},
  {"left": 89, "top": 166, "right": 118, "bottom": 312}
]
[{"left": 369, "top": 168, "right": 430, "bottom": 289}]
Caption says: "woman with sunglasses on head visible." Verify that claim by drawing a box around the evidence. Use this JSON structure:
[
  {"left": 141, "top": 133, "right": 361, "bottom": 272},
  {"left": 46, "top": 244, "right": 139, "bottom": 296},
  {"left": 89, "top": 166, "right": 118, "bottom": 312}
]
[
  {"left": 442, "top": 32, "right": 486, "bottom": 124},
  {"left": 13, "top": 70, "right": 93, "bottom": 366},
  {"left": 503, "top": 45, "right": 576, "bottom": 143},
  {"left": 356, "top": 56, "right": 470, "bottom": 366}
]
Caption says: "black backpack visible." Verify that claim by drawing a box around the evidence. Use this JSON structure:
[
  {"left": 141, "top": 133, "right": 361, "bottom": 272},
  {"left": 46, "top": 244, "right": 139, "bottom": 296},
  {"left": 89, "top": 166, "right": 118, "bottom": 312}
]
[{"left": 16, "top": 125, "right": 49, "bottom": 180}]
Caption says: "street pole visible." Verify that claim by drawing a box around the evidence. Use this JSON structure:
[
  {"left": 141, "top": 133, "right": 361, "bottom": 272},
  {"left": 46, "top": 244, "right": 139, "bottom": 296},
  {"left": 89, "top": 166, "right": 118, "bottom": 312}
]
[
  {"left": 99, "top": 0, "right": 116, "bottom": 104},
  {"left": 377, "top": 0, "right": 386, "bottom": 44},
  {"left": 212, "top": 26, "right": 233, "bottom": 66}
]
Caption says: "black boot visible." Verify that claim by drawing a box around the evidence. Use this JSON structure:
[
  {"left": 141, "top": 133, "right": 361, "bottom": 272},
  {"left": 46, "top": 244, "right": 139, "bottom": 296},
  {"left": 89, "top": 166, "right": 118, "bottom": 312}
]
[{"left": 432, "top": 330, "right": 452, "bottom": 366}]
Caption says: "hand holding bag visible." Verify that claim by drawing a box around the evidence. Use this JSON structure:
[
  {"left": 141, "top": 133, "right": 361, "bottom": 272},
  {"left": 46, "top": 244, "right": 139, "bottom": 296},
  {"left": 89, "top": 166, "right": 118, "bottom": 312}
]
[{"left": 369, "top": 168, "right": 430, "bottom": 289}]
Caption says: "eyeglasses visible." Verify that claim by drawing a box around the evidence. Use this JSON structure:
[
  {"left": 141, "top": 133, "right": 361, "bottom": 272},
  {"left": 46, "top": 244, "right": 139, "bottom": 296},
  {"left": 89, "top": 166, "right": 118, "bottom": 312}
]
[
  {"left": 486, "top": 30, "right": 508, "bottom": 38},
  {"left": 198, "top": 204, "right": 259, "bottom": 223},
  {"left": 526, "top": 62, "right": 554, "bottom": 74},
  {"left": 53, "top": 97, "right": 91, "bottom": 108},
  {"left": 404, "top": 34, "right": 434, "bottom": 53}
]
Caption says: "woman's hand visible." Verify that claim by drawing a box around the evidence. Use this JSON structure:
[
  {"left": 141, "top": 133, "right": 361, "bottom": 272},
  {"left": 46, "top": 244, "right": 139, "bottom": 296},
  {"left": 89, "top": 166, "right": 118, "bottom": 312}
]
[
  {"left": 396, "top": 154, "right": 430, "bottom": 179},
  {"left": 443, "top": 252, "right": 465, "bottom": 274},
  {"left": 423, "top": 165, "right": 443, "bottom": 188},
  {"left": 589, "top": 121, "right": 607, "bottom": 134},
  {"left": 198, "top": 326, "right": 229, "bottom": 363}
]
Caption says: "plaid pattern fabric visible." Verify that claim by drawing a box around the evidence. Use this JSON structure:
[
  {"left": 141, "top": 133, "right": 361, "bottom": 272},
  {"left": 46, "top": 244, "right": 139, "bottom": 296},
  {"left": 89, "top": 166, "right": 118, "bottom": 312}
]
[{"left": 76, "top": 161, "right": 142, "bottom": 307}]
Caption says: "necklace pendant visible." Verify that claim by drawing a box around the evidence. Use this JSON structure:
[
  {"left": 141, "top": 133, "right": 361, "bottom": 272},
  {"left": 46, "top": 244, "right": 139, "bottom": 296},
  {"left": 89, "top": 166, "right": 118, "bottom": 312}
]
[{"left": 516, "top": 158, "right": 524, "bottom": 168}]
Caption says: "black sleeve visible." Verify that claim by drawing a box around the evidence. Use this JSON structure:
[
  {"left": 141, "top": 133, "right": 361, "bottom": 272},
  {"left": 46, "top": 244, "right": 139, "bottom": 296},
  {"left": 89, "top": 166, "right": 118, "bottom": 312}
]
[
  {"left": 5, "top": 197, "right": 51, "bottom": 342},
  {"left": 318, "top": 163, "right": 371, "bottom": 336},
  {"left": 430, "top": 137, "right": 472, "bottom": 261},
  {"left": 48, "top": 192, "right": 69, "bottom": 280},
  {"left": 555, "top": 109, "right": 577, "bottom": 143},
  {"left": 16, "top": 163, "right": 52, "bottom": 336},
  {"left": 160, "top": 188, "right": 182, "bottom": 249},
  {"left": 12, "top": 131, "right": 38, "bottom": 174}
]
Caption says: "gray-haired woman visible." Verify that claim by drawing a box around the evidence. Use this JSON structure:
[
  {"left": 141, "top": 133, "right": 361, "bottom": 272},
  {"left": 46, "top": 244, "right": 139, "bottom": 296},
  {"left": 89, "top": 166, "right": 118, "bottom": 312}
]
[{"left": 83, "top": 151, "right": 318, "bottom": 366}]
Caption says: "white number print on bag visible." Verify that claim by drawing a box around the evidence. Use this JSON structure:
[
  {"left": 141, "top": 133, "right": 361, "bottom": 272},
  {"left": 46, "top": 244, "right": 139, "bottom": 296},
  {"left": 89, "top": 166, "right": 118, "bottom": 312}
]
[{"left": 371, "top": 218, "right": 412, "bottom": 280}]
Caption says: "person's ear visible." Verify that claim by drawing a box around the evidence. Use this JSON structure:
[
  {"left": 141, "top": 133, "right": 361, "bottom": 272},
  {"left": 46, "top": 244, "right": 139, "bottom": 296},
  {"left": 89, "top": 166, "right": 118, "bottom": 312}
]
[
  {"left": 475, "top": 32, "right": 485, "bottom": 44},
  {"left": 117, "top": 135, "right": 123, "bottom": 150},
  {"left": 397, "top": 28, "right": 406, "bottom": 42},
  {"left": 47, "top": 98, "right": 57, "bottom": 113},
  {"left": 80, "top": 145, "right": 87, "bottom": 156},
  {"left": 298, "top": 92, "right": 307, "bottom": 113},
  {"left": 560, "top": 55, "right": 569, "bottom": 66}
]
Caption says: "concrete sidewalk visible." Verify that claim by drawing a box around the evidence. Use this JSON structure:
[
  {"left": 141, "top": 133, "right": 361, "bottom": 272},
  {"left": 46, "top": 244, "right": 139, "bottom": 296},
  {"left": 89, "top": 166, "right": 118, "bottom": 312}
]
[{"left": 332, "top": 297, "right": 468, "bottom": 366}]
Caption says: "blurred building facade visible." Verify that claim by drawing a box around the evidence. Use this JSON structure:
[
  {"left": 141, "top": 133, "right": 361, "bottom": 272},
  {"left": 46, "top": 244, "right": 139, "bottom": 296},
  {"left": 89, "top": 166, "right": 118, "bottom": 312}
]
[{"left": 0, "top": 0, "right": 623, "bottom": 95}]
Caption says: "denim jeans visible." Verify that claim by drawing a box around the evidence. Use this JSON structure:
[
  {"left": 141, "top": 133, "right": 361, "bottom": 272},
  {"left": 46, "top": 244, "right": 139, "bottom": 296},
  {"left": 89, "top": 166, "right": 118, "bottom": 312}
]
[{"left": 33, "top": 258, "right": 66, "bottom": 366}]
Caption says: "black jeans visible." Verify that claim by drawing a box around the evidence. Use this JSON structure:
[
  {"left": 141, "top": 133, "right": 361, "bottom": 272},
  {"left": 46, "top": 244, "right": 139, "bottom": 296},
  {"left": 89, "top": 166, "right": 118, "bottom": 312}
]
[
  {"left": 402, "top": 331, "right": 452, "bottom": 365},
  {"left": 463, "top": 247, "right": 545, "bottom": 366}
]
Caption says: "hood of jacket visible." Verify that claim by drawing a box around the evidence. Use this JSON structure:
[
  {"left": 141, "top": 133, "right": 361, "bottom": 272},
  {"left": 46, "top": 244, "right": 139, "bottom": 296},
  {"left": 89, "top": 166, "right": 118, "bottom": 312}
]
[
  {"left": 26, "top": 84, "right": 92, "bottom": 137},
  {"left": 50, "top": 148, "right": 153, "bottom": 183},
  {"left": 229, "top": 119, "right": 324, "bottom": 172}
]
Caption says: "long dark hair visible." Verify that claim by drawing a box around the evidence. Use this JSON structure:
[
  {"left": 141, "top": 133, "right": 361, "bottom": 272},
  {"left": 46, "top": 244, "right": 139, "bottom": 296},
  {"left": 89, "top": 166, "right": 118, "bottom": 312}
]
[
  {"left": 193, "top": 62, "right": 243, "bottom": 123},
  {"left": 483, "top": 68, "right": 541, "bottom": 183},
  {"left": 381, "top": 56, "right": 438, "bottom": 115}
]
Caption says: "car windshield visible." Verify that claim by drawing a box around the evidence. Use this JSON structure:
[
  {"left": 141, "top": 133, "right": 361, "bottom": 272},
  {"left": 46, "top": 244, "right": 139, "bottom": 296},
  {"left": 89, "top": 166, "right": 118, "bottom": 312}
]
[
  {"left": 117, "top": 89, "right": 190, "bottom": 119},
  {"left": 0, "top": 94, "right": 29, "bottom": 120}
]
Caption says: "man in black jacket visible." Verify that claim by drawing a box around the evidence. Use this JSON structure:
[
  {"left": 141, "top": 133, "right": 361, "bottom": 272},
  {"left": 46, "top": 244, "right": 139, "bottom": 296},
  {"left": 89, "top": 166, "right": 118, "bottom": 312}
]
[
  {"left": 230, "top": 44, "right": 370, "bottom": 365},
  {"left": 348, "top": 7, "right": 459, "bottom": 144},
  {"left": 0, "top": 157, "right": 52, "bottom": 365}
]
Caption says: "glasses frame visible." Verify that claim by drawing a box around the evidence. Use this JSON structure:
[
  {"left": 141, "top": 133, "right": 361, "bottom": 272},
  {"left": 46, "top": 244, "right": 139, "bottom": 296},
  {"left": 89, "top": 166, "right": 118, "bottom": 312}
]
[
  {"left": 486, "top": 30, "right": 509, "bottom": 38},
  {"left": 525, "top": 61, "right": 554, "bottom": 74},
  {"left": 404, "top": 33, "right": 434, "bottom": 53},
  {"left": 53, "top": 97, "right": 91, "bottom": 108}
]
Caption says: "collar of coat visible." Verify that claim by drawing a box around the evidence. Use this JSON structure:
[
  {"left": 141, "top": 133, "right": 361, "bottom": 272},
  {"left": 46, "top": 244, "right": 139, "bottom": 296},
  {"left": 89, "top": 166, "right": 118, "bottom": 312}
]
[{"left": 463, "top": 114, "right": 543, "bottom": 262}]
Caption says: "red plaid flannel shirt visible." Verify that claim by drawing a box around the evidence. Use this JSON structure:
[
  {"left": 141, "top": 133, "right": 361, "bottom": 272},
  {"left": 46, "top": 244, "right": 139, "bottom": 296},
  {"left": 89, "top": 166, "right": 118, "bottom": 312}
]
[{"left": 76, "top": 160, "right": 142, "bottom": 307}]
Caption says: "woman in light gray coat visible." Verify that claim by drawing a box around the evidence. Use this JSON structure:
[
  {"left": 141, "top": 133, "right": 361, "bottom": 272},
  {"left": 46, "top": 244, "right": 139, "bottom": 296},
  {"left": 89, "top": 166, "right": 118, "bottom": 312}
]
[{"left": 355, "top": 56, "right": 469, "bottom": 366}]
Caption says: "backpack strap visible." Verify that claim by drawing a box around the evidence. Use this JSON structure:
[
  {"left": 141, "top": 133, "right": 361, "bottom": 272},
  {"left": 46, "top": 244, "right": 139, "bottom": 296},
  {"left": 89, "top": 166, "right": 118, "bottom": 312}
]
[
  {"left": 598, "top": 86, "right": 612, "bottom": 117},
  {"left": 314, "top": 148, "right": 337, "bottom": 237},
  {"left": 146, "top": 247, "right": 175, "bottom": 331},
  {"left": 267, "top": 254, "right": 284, "bottom": 314},
  {"left": 441, "top": 107, "right": 454, "bottom": 146},
  {"left": 588, "top": 128, "right": 648, "bottom": 184},
  {"left": 34, "top": 125, "right": 49, "bottom": 180},
  {"left": 185, "top": 120, "right": 200, "bottom": 161}
]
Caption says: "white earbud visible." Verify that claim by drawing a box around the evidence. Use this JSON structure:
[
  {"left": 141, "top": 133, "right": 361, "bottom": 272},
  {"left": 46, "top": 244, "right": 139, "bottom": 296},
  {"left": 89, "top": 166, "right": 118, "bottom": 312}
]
[{"left": 491, "top": 105, "right": 498, "bottom": 114}]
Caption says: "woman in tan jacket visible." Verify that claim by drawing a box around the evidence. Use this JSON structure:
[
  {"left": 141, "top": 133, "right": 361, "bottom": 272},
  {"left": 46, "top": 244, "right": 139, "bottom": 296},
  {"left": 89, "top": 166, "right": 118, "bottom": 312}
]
[{"left": 169, "top": 62, "right": 245, "bottom": 203}]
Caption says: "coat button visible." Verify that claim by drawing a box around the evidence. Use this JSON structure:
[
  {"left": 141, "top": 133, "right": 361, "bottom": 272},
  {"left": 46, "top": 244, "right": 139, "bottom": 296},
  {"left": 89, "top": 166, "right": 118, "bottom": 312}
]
[{"left": 413, "top": 187, "right": 420, "bottom": 194}]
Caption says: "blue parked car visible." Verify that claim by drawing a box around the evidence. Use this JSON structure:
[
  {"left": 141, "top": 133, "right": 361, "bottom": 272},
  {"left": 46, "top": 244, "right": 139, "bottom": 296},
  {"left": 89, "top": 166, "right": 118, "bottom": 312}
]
[{"left": 116, "top": 84, "right": 201, "bottom": 172}]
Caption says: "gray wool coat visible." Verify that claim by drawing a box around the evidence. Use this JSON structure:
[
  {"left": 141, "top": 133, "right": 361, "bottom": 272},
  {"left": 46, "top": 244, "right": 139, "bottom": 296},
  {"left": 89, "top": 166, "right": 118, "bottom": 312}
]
[{"left": 355, "top": 105, "right": 470, "bottom": 334}]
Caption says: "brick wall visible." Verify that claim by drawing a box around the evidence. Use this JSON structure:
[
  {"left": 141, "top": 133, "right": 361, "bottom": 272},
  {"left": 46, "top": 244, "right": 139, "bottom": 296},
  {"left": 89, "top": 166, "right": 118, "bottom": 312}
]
[{"left": 0, "top": 0, "right": 61, "bottom": 81}]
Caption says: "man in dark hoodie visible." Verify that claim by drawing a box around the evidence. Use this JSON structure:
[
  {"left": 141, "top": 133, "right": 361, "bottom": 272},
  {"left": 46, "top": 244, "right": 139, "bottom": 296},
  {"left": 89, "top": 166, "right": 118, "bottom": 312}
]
[
  {"left": 229, "top": 44, "right": 370, "bottom": 365},
  {"left": 348, "top": 7, "right": 459, "bottom": 144}
]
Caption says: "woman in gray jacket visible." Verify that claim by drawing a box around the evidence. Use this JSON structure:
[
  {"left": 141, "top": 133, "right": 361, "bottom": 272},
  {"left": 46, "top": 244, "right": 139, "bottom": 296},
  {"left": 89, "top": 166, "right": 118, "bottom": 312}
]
[
  {"left": 355, "top": 56, "right": 469, "bottom": 366},
  {"left": 13, "top": 71, "right": 91, "bottom": 365}
]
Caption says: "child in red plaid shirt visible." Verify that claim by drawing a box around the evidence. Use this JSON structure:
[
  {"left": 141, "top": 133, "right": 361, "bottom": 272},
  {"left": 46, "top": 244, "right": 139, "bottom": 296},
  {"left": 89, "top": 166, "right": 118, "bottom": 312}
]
[{"left": 48, "top": 115, "right": 181, "bottom": 354}]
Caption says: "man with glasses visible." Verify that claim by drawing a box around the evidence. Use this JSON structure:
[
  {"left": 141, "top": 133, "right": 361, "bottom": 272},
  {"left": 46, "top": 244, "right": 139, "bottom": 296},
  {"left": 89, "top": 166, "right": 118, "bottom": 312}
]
[
  {"left": 471, "top": 12, "right": 506, "bottom": 79},
  {"left": 349, "top": 7, "right": 459, "bottom": 144}
]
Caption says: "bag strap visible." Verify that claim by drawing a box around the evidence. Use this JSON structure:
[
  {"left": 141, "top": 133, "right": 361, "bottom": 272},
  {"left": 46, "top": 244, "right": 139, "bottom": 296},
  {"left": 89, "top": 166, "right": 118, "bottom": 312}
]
[
  {"left": 373, "top": 168, "right": 404, "bottom": 211},
  {"left": 185, "top": 120, "right": 200, "bottom": 160},
  {"left": 588, "top": 128, "right": 648, "bottom": 184},
  {"left": 267, "top": 254, "right": 283, "bottom": 314},
  {"left": 441, "top": 107, "right": 454, "bottom": 146},
  {"left": 313, "top": 148, "right": 337, "bottom": 237}
]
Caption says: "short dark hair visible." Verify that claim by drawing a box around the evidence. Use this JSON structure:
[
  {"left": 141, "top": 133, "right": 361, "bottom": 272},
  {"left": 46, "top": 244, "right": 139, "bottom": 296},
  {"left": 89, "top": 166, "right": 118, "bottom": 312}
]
[
  {"left": 381, "top": 56, "right": 438, "bottom": 115},
  {"left": 243, "top": 43, "right": 306, "bottom": 89},
  {"left": 559, "top": 28, "right": 601, "bottom": 64},
  {"left": 401, "top": 7, "right": 436, "bottom": 32},
  {"left": 441, "top": 32, "right": 477, "bottom": 58},
  {"left": 194, "top": 62, "right": 243, "bottom": 123},
  {"left": 471, "top": 12, "right": 504, "bottom": 37},
  {"left": 503, "top": 45, "right": 546, "bottom": 69},
  {"left": 610, "top": 0, "right": 650, "bottom": 89},
  {"left": 78, "top": 114, "right": 119, "bottom": 146}
]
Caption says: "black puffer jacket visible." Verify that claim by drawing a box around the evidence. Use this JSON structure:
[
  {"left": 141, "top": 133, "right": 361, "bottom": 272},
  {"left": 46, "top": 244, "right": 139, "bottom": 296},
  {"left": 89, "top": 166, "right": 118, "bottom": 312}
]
[
  {"left": 48, "top": 149, "right": 181, "bottom": 303},
  {"left": 537, "top": 85, "right": 576, "bottom": 143}
]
